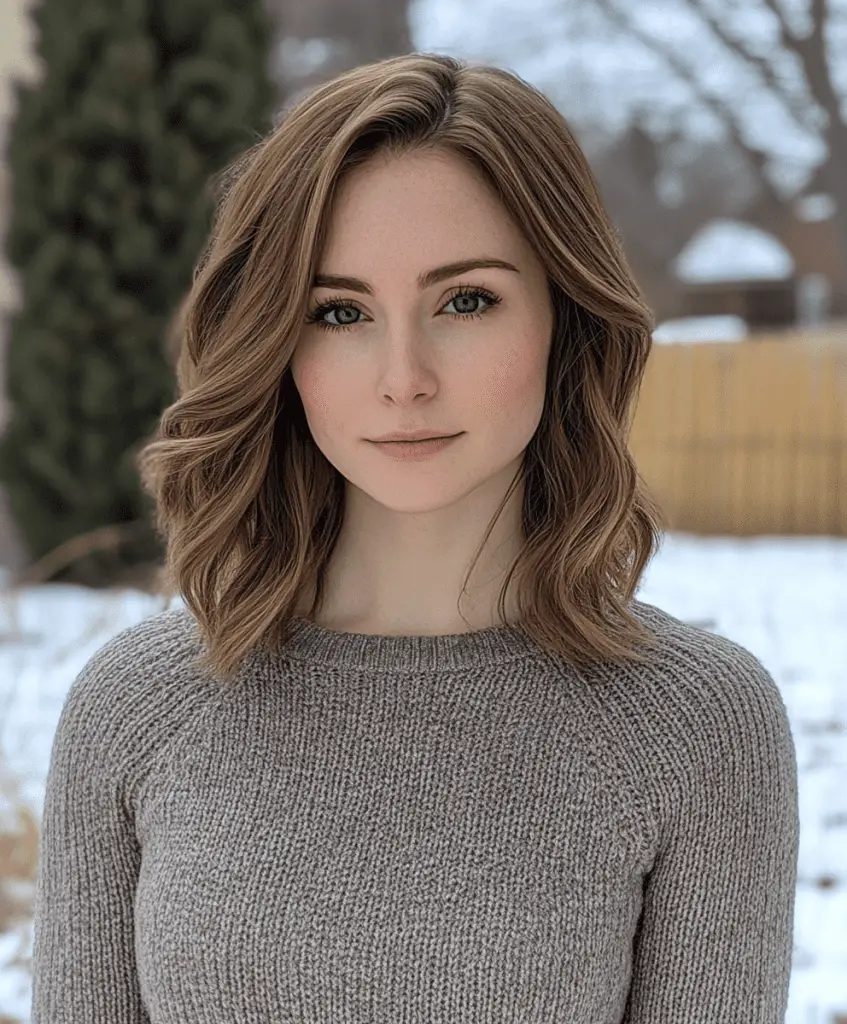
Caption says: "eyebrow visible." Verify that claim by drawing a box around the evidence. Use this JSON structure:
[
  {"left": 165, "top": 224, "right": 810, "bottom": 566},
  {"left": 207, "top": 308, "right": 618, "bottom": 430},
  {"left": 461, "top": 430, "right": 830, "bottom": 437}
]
[{"left": 311, "top": 258, "right": 520, "bottom": 295}]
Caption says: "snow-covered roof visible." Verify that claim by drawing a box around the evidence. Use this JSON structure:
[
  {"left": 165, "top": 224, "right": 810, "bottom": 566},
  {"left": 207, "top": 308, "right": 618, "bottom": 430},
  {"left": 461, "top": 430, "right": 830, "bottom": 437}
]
[
  {"left": 673, "top": 219, "right": 796, "bottom": 284},
  {"left": 653, "top": 314, "right": 748, "bottom": 343}
]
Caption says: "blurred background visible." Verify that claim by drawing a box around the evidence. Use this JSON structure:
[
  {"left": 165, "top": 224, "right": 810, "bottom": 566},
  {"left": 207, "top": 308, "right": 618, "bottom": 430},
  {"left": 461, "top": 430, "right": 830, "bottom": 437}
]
[{"left": 0, "top": 0, "right": 845, "bottom": 1021}]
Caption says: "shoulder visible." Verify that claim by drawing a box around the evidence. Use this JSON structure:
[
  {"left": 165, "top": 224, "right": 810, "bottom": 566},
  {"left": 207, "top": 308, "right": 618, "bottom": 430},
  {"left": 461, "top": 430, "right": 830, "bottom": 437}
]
[
  {"left": 47, "top": 606, "right": 228, "bottom": 810},
  {"left": 57, "top": 605, "right": 215, "bottom": 722},
  {"left": 625, "top": 597, "right": 791, "bottom": 729},
  {"left": 575, "top": 598, "right": 797, "bottom": 847},
  {"left": 537, "top": 596, "right": 791, "bottom": 744}
]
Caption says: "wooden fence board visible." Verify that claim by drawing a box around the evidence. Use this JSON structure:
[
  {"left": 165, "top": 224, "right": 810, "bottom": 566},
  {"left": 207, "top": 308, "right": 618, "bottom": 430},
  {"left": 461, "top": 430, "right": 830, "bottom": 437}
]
[{"left": 630, "top": 332, "right": 847, "bottom": 535}]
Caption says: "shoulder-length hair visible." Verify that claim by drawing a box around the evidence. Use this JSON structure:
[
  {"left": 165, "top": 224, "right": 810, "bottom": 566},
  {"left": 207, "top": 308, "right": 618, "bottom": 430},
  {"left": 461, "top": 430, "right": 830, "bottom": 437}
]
[{"left": 136, "top": 51, "right": 667, "bottom": 684}]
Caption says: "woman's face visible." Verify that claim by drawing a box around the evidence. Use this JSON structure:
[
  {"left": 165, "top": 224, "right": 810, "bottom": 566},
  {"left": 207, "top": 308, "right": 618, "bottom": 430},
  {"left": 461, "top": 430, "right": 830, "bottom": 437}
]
[{"left": 289, "top": 147, "right": 554, "bottom": 515}]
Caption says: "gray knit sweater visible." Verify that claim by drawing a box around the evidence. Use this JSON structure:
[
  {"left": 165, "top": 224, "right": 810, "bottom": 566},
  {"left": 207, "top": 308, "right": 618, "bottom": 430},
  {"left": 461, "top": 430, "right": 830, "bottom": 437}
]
[{"left": 30, "top": 598, "right": 800, "bottom": 1023}]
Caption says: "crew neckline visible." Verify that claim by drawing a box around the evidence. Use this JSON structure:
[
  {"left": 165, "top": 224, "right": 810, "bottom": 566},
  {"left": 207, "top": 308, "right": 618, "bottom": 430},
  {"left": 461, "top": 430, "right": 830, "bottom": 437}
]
[{"left": 274, "top": 614, "right": 545, "bottom": 673}]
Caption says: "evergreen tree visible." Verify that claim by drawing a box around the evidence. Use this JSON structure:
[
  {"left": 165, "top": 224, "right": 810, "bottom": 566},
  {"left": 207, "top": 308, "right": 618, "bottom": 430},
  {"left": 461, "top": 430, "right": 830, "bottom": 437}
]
[{"left": 0, "top": 0, "right": 276, "bottom": 585}]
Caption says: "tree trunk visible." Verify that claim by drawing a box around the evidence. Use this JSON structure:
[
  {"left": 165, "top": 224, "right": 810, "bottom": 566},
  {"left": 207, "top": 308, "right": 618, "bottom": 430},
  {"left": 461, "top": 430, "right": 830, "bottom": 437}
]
[{"left": 822, "top": 118, "right": 847, "bottom": 284}]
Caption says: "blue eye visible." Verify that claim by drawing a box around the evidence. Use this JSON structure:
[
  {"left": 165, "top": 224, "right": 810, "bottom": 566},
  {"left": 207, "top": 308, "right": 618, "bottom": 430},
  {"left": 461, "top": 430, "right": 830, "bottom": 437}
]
[{"left": 304, "top": 286, "right": 502, "bottom": 333}]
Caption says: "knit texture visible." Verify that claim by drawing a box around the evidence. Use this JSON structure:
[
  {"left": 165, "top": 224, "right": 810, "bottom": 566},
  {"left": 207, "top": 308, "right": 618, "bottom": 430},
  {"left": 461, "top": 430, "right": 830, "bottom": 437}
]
[{"left": 30, "top": 598, "right": 800, "bottom": 1023}]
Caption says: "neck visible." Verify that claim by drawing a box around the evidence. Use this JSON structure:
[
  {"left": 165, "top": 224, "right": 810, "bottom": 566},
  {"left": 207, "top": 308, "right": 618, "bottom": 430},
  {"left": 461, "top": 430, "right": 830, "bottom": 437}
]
[{"left": 297, "top": 470, "right": 526, "bottom": 636}]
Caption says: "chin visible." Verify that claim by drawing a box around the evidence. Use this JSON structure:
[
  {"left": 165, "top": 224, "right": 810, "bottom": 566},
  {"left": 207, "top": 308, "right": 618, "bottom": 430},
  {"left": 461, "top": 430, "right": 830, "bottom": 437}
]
[
  {"left": 339, "top": 466, "right": 484, "bottom": 514},
  {"left": 363, "top": 482, "right": 476, "bottom": 515}
]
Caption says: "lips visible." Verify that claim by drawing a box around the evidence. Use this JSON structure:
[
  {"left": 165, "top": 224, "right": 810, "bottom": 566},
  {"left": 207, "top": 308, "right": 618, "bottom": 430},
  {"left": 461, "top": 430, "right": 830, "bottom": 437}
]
[
  {"left": 371, "top": 436, "right": 455, "bottom": 444},
  {"left": 376, "top": 436, "right": 454, "bottom": 444}
]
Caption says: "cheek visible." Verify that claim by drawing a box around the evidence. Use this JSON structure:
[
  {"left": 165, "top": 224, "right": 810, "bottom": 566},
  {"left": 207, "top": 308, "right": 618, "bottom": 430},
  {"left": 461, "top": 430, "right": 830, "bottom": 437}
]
[
  {"left": 289, "top": 353, "right": 340, "bottom": 433},
  {"left": 290, "top": 358, "right": 333, "bottom": 446},
  {"left": 472, "top": 338, "right": 549, "bottom": 421}
]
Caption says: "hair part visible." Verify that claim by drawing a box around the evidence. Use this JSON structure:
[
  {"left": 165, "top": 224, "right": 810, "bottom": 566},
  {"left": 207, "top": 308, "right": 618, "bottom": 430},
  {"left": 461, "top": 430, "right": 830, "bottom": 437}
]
[{"left": 137, "top": 51, "right": 668, "bottom": 685}]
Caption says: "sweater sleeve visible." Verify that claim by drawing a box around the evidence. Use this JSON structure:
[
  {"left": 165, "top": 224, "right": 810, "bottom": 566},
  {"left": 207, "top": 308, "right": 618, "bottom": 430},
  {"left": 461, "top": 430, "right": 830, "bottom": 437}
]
[
  {"left": 622, "top": 650, "right": 800, "bottom": 1024},
  {"left": 30, "top": 638, "right": 152, "bottom": 1023}
]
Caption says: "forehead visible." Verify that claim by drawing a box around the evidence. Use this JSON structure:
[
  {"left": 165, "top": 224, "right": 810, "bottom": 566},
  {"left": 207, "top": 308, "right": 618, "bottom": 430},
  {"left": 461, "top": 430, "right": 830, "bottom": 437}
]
[{"left": 318, "top": 149, "right": 529, "bottom": 276}]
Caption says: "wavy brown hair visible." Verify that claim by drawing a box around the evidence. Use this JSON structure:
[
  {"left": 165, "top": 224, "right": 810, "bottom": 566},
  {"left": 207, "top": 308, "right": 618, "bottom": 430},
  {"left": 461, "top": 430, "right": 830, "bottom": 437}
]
[{"left": 136, "top": 51, "right": 668, "bottom": 685}]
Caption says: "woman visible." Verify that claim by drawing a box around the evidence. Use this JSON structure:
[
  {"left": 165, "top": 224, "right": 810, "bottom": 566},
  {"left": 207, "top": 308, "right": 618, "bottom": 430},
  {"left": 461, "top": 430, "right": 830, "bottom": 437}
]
[{"left": 31, "top": 51, "right": 799, "bottom": 1023}]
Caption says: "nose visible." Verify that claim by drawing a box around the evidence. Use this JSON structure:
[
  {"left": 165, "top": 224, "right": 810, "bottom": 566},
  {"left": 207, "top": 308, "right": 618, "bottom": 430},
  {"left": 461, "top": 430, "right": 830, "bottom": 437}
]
[{"left": 375, "top": 329, "right": 441, "bottom": 404}]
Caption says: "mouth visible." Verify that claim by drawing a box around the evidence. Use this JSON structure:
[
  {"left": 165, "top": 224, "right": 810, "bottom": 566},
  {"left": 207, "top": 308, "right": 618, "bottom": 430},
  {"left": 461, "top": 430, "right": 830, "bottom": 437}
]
[
  {"left": 368, "top": 433, "right": 464, "bottom": 458},
  {"left": 374, "top": 435, "right": 457, "bottom": 444}
]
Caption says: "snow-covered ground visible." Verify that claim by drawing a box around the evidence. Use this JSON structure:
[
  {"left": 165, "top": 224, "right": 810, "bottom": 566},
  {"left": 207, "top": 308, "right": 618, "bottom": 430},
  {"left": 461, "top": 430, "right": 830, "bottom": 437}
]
[{"left": 0, "top": 531, "right": 845, "bottom": 1023}]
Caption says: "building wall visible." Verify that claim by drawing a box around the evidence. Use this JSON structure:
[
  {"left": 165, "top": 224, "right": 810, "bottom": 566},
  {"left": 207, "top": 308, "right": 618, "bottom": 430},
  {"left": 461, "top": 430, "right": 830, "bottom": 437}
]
[{"left": 783, "top": 211, "right": 847, "bottom": 320}]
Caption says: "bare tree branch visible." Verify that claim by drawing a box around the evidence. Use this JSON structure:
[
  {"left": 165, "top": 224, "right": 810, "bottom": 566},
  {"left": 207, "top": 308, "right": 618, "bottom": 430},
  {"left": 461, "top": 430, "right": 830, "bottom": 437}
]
[
  {"left": 592, "top": 0, "right": 847, "bottom": 309},
  {"left": 759, "top": 0, "right": 838, "bottom": 129},
  {"left": 592, "top": 0, "right": 786, "bottom": 208},
  {"left": 807, "top": 0, "right": 828, "bottom": 45},
  {"left": 759, "top": 0, "right": 802, "bottom": 47},
  {"left": 692, "top": 0, "right": 818, "bottom": 134}
]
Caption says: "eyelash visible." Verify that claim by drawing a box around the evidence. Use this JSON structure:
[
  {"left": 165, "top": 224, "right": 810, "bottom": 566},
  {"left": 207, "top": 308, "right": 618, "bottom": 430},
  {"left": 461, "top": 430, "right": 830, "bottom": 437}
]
[{"left": 304, "top": 286, "right": 502, "bottom": 333}]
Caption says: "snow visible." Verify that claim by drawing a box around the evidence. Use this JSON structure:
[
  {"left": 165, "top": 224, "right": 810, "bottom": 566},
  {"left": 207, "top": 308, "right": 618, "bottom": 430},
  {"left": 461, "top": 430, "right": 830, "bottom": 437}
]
[
  {"left": 0, "top": 532, "right": 845, "bottom": 1022},
  {"left": 674, "top": 218, "right": 797, "bottom": 283},
  {"left": 795, "top": 193, "right": 838, "bottom": 223}
]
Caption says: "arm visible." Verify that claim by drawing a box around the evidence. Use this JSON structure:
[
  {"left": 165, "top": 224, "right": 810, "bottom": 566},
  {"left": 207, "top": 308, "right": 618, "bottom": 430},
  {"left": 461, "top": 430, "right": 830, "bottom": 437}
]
[
  {"left": 30, "top": 648, "right": 151, "bottom": 1023},
  {"left": 623, "top": 654, "right": 800, "bottom": 1023}
]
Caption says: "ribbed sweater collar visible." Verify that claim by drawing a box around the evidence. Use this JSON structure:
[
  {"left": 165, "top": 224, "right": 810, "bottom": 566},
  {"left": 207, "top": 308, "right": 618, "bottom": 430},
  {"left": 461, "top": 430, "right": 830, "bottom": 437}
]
[{"left": 275, "top": 615, "right": 544, "bottom": 673}]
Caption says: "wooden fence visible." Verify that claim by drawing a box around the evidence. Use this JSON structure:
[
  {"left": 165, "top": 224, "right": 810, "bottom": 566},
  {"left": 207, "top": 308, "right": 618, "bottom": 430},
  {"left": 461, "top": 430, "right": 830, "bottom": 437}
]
[{"left": 629, "top": 328, "right": 847, "bottom": 536}]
